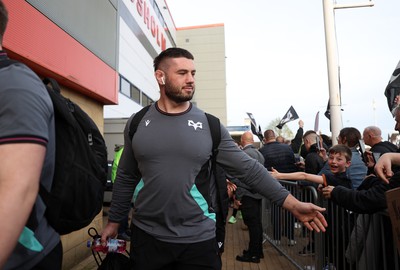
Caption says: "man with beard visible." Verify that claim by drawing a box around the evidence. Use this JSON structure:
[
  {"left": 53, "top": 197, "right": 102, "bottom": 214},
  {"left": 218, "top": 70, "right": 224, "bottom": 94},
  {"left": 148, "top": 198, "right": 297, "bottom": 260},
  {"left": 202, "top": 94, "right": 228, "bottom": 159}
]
[{"left": 101, "top": 47, "right": 327, "bottom": 270}]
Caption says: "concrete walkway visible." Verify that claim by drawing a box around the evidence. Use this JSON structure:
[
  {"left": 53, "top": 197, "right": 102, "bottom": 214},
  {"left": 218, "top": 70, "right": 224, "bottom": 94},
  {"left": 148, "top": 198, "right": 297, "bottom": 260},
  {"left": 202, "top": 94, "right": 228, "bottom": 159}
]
[{"left": 69, "top": 209, "right": 297, "bottom": 270}]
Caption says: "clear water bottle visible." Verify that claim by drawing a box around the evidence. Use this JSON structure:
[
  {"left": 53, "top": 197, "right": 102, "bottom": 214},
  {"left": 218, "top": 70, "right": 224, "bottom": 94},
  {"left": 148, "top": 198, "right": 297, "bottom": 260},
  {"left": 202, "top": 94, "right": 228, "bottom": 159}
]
[{"left": 87, "top": 238, "right": 126, "bottom": 253}]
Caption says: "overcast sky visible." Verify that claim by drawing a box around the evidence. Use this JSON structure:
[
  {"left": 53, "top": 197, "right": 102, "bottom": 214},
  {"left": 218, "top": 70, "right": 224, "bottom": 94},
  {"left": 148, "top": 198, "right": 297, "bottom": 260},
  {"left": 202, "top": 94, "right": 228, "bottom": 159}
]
[{"left": 166, "top": 0, "right": 400, "bottom": 139}]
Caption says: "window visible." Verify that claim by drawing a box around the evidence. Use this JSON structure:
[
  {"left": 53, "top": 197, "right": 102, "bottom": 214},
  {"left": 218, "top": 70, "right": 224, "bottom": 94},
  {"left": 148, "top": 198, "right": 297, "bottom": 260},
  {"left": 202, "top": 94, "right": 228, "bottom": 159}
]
[
  {"left": 119, "top": 75, "right": 155, "bottom": 106},
  {"left": 131, "top": 84, "right": 140, "bottom": 104},
  {"left": 142, "top": 93, "right": 153, "bottom": 106},
  {"left": 120, "top": 77, "right": 130, "bottom": 96}
]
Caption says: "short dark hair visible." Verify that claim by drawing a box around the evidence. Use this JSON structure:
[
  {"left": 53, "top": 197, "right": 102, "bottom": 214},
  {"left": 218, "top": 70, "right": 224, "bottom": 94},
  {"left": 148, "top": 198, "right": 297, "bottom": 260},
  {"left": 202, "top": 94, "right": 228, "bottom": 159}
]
[
  {"left": 328, "top": 144, "right": 352, "bottom": 162},
  {"left": 0, "top": 0, "right": 8, "bottom": 45},
  {"left": 263, "top": 129, "right": 275, "bottom": 140},
  {"left": 339, "top": 127, "right": 361, "bottom": 148},
  {"left": 153, "top": 47, "right": 194, "bottom": 71},
  {"left": 302, "top": 130, "right": 316, "bottom": 139}
]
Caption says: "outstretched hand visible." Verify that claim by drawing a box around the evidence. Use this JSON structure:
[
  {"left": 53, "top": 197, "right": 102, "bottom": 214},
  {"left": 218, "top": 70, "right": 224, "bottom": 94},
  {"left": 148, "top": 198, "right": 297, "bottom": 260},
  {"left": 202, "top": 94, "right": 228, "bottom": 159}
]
[
  {"left": 294, "top": 202, "right": 327, "bottom": 232},
  {"left": 283, "top": 194, "right": 327, "bottom": 232}
]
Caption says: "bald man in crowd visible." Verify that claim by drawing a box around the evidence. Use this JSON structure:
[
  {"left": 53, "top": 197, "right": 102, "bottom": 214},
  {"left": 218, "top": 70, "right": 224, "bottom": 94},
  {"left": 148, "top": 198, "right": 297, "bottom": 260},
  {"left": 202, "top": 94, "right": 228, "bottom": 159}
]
[
  {"left": 363, "top": 126, "right": 398, "bottom": 174},
  {"left": 240, "top": 131, "right": 264, "bottom": 161}
]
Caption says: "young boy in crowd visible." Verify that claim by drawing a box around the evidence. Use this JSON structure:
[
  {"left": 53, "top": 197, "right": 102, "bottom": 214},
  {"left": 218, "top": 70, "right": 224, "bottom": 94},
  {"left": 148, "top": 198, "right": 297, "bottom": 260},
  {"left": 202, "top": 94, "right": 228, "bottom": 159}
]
[
  {"left": 270, "top": 144, "right": 352, "bottom": 190},
  {"left": 271, "top": 144, "right": 353, "bottom": 269}
]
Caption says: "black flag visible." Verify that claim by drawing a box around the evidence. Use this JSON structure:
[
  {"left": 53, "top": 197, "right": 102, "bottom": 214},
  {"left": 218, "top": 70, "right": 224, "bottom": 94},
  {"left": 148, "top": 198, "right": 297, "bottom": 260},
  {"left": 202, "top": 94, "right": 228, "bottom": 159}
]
[
  {"left": 384, "top": 60, "right": 400, "bottom": 116},
  {"left": 246, "top": 112, "right": 264, "bottom": 141},
  {"left": 276, "top": 106, "right": 299, "bottom": 129},
  {"left": 324, "top": 99, "right": 331, "bottom": 120}
]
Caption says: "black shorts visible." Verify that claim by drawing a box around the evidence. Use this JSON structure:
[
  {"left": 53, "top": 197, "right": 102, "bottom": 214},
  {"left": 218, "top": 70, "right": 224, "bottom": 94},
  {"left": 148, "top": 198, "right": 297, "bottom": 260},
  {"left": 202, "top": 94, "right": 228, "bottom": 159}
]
[
  {"left": 130, "top": 224, "right": 221, "bottom": 270},
  {"left": 31, "top": 241, "right": 63, "bottom": 270}
]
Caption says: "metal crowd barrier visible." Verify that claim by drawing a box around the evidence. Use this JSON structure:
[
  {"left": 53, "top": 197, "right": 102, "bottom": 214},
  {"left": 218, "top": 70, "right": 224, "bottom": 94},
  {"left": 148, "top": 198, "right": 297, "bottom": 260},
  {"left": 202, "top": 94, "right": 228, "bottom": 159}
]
[{"left": 262, "top": 180, "right": 400, "bottom": 270}]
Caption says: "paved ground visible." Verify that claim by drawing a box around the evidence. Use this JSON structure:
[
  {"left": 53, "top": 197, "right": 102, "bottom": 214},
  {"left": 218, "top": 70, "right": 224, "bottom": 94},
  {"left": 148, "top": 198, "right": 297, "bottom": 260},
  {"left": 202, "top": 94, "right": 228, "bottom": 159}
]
[{"left": 69, "top": 209, "right": 297, "bottom": 270}]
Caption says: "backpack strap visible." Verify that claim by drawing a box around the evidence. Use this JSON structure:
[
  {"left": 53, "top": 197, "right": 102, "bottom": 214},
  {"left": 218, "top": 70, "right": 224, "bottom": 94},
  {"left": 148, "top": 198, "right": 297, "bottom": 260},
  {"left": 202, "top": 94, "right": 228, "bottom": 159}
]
[
  {"left": 205, "top": 113, "right": 225, "bottom": 213},
  {"left": 206, "top": 113, "right": 229, "bottom": 254},
  {"left": 128, "top": 105, "right": 151, "bottom": 141},
  {"left": 205, "top": 113, "right": 221, "bottom": 162},
  {"left": 43, "top": 77, "right": 62, "bottom": 94},
  {"left": 38, "top": 78, "right": 67, "bottom": 209},
  {"left": 205, "top": 113, "right": 221, "bottom": 195}
]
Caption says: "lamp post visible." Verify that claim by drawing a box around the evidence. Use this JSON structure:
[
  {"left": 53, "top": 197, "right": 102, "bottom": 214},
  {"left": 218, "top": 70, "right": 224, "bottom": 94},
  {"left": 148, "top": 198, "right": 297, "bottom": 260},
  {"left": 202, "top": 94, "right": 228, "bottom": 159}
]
[{"left": 322, "top": 0, "right": 374, "bottom": 145}]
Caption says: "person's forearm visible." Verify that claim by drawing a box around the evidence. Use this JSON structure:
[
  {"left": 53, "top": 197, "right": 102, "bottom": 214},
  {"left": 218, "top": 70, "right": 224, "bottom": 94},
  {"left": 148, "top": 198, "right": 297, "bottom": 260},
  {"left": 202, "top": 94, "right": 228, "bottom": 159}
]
[
  {"left": 278, "top": 172, "right": 305, "bottom": 181},
  {"left": 0, "top": 184, "right": 39, "bottom": 267},
  {"left": 382, "top": 152, "right": 400, "bottom": 165},
  {"left": 282, "top": 193, "right": 298, "bottom": 212},
  {"left": 0, "top": 144, "right": 44, "bottom": 268},
  {"left": 278, "top": 171, "right": 323, "bottom": 185}
]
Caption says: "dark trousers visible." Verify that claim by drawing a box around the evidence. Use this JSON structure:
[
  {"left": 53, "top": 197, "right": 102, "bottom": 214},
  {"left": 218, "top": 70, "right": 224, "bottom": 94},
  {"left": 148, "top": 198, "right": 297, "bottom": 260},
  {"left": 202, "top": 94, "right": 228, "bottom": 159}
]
[
  {"left": 31, "top": 241, "right": 63, "bottom": 270},
  {"left": 130, "top": 224, "right": 221, "bottom": 270},
  {"left": 231, "top": 208, "right": 238, "bottom": 217},
  {"left": 241, "top": 196, "right": 263, "bottom": 256}
]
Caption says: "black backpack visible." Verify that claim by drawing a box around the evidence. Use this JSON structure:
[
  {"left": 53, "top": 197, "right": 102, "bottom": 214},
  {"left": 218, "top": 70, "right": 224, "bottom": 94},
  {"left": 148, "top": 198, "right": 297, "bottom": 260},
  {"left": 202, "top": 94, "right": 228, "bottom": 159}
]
[
  {"left": 0, "top": 59, "right": 108, "bottom": 235},
  {"left": 128, "top": 105, "right": 228, "bottom": 254},
  {"left": 97, "top": 253, "right": 132, "bottom": 270},
  {"left": 42, "top": 77, "right": 108, "bottom": 235}
]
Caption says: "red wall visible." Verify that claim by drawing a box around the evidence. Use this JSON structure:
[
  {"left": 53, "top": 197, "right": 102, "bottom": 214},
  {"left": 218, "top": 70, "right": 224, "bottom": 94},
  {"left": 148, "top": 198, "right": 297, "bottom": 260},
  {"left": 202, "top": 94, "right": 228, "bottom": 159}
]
[{"left": 3, "top": 0, "right": 118, "bottom": 105}]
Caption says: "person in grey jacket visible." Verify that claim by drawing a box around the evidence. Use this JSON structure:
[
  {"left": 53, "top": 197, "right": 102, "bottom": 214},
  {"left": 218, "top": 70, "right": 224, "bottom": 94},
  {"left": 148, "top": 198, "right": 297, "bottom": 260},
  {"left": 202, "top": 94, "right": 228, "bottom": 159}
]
[{"left": 101, "top": 47, "right": 327, "bottom": 270}]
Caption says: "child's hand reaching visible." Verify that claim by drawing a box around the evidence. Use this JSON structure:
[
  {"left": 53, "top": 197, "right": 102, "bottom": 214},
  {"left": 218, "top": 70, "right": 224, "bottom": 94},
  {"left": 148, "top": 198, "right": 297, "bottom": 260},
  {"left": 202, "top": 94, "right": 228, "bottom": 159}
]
[
  {"left": 269, "top": 167, "right": 280, "bottom": 179},
  {"left": 322, "top": 185, "right": 335, "bottom": 199}
]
